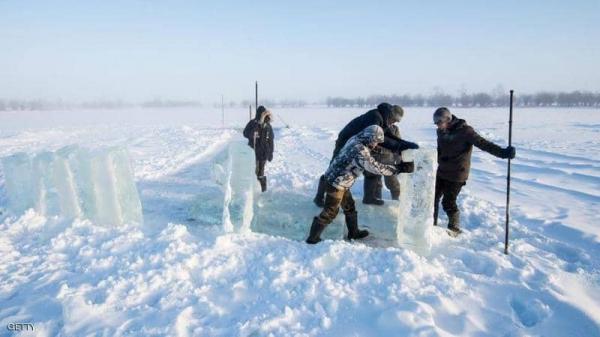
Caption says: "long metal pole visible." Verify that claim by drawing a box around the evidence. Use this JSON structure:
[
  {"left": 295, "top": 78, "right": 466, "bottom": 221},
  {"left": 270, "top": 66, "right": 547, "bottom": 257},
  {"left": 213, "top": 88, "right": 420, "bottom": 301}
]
[
  {"left": 249, "top": 105, "right": 252, "bottom": 121},
  {"left": 255, "top": 81, "right": 258, "bottom": 112},
  {"left": 505, "top": 90, "right": 514, "bottom": 255}
]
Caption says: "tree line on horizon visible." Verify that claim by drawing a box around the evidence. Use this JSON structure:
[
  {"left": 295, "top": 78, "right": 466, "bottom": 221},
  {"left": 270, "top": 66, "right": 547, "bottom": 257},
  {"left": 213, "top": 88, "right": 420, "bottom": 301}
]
[
  {"left": 1, "top": 90, "right": 599, "bottom": 111},
  {"left": 325, "top": 91, "right": 600, "bottom": 108}
]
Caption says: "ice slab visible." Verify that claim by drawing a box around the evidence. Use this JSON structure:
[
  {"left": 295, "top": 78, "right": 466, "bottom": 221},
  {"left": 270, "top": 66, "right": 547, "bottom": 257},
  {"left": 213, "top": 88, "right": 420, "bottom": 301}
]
[
  {"left": 252, "top": 191, "right": 345, "bottom": 241},
  {"left": 397, "top": 149, "right": 436, "bottom": 253},
  {"left": 222, "top": 141, "right": 256, "bottom": 233},
  {"left": 2, "top": 152, "right": 35, "bottom": 214},
  {"left": 1, "top": 146, "right": 142, "bottom": 226}
]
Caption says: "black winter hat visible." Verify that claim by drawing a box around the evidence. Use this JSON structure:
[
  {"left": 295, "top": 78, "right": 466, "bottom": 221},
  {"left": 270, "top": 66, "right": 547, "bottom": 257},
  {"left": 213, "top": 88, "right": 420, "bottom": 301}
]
[
  {"left": 377, "top": 102, "right": 392, "bottom": 114},
  {"left": 378, "top": 102, "right": 400, "bottom": 126},
  {"left": 256, "top": 105, "right": 267, "bottom": 120}
]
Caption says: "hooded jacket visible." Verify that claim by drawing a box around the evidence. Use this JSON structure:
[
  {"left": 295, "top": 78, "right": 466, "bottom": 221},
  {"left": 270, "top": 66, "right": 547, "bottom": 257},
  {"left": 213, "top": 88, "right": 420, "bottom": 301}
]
[
  {"left": 243, "top": 108, "right": 274, "bottom": 161},
  {"left": 334, "top": 103, "right": 413, "bottom": 158},
  {"left": 325, "top": 125, "right": 400, "bottom": 190},
  {"left": 437, "top": 115, "right": 505, "bottom": 182}
]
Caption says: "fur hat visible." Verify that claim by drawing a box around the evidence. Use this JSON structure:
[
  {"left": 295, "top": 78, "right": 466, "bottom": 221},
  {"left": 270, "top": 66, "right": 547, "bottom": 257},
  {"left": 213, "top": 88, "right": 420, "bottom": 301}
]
[{"left": 260, "top": 109, "right": 272, "bottom": 124}]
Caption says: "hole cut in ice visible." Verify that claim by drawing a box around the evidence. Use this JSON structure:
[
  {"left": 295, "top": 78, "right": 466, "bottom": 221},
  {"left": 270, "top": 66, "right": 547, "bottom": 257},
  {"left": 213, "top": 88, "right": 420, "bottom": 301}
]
[{"left": 199, "top": 138, "right": 436, "bottom": 253}]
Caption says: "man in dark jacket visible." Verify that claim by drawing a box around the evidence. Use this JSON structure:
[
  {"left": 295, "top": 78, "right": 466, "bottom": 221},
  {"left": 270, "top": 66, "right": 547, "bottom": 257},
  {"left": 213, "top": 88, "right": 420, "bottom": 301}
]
[
  {"left": 363, "top": 121, "right": 403, "bottom": 205},
  {"left": 243, "top": 106, "right": 274, "bottom": 192},
  {"left": 306, "top": 125, "right": 415, "bottom": 244},
  {"left": 433, "top": 107, "right": 515, "bottom": 236},
  {"left": 313, "top": 103, "right": 419, "bottom": 207}
]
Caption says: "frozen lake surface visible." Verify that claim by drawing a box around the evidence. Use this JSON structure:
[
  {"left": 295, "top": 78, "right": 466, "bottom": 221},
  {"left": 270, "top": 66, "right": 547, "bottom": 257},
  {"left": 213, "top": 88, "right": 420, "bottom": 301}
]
[{"left": 1, "top": 107, "right": 599, "bottom": 336}]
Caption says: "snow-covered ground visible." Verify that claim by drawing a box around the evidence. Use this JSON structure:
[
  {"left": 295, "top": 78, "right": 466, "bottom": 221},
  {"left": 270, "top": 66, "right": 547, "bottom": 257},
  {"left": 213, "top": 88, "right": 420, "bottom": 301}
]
[{"left": 1, "top": 107, "right": 599, "bottom": 336}]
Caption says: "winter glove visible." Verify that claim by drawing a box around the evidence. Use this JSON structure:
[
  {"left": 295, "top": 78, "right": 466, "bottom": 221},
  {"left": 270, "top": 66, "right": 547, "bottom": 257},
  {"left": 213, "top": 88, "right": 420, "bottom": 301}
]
[
  {"left": 395, "top": 161, "right": 414, "bottom": 173},
  {"left": 396, "top": 140, "right": 419, "bottom": 152},
  {"left": 501, "top": 146, "right": 516, "bottom": 159}
]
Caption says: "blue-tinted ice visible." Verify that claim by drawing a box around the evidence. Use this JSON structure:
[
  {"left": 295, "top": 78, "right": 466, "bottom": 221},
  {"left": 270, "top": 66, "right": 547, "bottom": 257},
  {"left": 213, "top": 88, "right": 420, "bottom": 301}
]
[{"left": 1, "top": 146, "right": 142, "bottom": 226}]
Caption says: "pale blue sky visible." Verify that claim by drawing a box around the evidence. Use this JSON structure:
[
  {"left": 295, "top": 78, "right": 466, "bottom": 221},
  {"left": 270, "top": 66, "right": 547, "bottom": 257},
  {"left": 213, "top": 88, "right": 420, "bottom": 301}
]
[{"left": 1, "top": 0, "right": 598, "bottom": 103}]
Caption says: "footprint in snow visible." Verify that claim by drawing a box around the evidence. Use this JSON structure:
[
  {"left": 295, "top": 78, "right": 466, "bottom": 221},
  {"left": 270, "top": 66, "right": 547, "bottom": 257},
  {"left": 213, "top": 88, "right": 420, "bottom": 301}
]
[{"left": 510, "top": 297, "right": 551, "bottom": 327}]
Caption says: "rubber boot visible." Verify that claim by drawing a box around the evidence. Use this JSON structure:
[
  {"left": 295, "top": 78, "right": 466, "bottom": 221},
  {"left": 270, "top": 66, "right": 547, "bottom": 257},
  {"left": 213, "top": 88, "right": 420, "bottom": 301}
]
[
  {"left": 363, "top": 174, "right": 384, "bottom": 206},
  {"left": 313, "top": 175, "right": 326, "bottom": 207},
  {"left": 258, "top": 176, "right": 267, "bottom": 192},
  {"left": 345, "top": 212, "right": 369, "bottom": 240},
  {"left": 306, "top": 217, "right": 326, "bottom": 244},
  {"left": 447, "top": 212, "right": 462, "bottom": 237}
]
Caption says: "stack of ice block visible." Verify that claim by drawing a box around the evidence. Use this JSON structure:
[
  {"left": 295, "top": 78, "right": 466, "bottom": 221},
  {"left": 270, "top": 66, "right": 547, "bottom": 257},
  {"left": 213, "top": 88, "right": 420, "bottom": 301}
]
[{"left": 1, "top": 146, "right": 143, "bottom": 226}]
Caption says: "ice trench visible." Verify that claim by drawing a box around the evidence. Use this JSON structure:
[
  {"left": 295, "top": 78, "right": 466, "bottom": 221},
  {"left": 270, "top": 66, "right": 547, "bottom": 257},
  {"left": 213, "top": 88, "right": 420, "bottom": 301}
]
[
  {"left": 187, "top": 137, "right": 438, "bottom": 253},
  {"left": 0, "top": 136, "right": 436, "bottom": 253}
]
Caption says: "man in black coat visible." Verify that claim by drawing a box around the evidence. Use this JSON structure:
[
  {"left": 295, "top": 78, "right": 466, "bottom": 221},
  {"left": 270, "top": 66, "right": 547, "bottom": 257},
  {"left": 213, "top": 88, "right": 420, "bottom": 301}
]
[
  {"left": 313, "top": 103, "right": 419, "bottom": 207},
  {"left": 433, "top": 107, "right": 515, "bottom": 236},
  {"left": 243, "top": 106, "right": 274, "bottom": 192},
  {"left": 363, "top": 123, "right": 403, "bottom": 205}
]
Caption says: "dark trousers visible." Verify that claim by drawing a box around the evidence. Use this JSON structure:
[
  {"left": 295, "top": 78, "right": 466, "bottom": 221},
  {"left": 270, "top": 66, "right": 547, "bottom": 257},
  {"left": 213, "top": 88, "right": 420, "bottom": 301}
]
[
  {"left": 434, "top": 176, "right": 465, "bottom": 221},
  {"left": 316, "top": 183, "right": 356, "bottom": 225},
  {"left": 255, "top": 160, "right": 266, "bottom": 177},
  {"left": 363, "top": 172, "right": 401, "bottom": 200}
]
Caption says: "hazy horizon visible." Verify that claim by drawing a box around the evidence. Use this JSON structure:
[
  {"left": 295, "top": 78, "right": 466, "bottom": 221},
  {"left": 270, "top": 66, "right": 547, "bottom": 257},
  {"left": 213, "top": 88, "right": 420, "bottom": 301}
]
[{"left": 1, "top": 1, "right": 599, "bottom": 103}]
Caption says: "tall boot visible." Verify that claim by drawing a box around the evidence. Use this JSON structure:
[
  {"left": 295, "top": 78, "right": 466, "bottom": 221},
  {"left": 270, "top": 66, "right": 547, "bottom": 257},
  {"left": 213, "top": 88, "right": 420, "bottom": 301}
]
[
  {"left": 447, "top": 211, "right": 462, "bottom": 237},
  {"left": 313, "top": 175, "right": 326, "bottom": 207},
  {"left": 345, "top": 212, "right": 369, "bottom": 240},
  {"left": 258, "top": 176, "right": 267, "bottom": 192},
  {"left": 306, "top": 217, "right": 326, "bottom": 244},
  {"left": 363, "top": 174, "right": 384, "bottom": 206}
]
